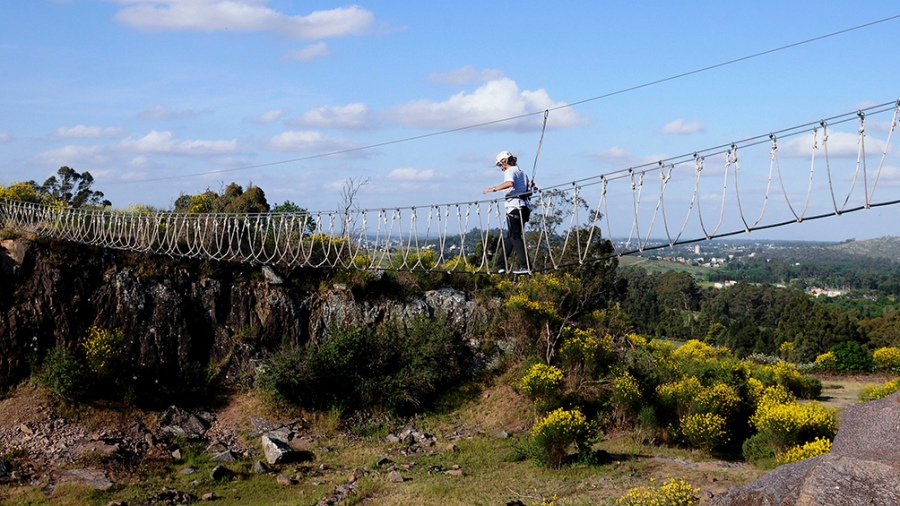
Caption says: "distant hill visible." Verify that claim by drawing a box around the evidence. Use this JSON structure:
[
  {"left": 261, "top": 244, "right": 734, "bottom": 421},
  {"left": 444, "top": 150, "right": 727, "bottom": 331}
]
[{"left": 829, "top": 236, "right": 900, "bottom": 260}]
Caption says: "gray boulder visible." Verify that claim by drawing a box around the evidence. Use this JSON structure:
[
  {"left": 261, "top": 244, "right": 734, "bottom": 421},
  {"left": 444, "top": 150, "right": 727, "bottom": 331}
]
[
  {"left": 710, "top": 391, "right": 900, "bottom": 505},
  {"left": 261, "top": 434, "right": 295, "bottom": 465}
]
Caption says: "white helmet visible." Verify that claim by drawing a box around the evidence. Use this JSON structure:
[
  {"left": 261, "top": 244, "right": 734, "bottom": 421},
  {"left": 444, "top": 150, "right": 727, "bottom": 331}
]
[{"left": 495, "top": 150, "right": 513, "bottom": 165}]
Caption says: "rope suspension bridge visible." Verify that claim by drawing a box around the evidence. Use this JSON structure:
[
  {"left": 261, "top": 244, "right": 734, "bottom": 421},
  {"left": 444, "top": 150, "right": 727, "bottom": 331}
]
[{"left": 2, "top": 101, "right": 898, "bottom": 274}]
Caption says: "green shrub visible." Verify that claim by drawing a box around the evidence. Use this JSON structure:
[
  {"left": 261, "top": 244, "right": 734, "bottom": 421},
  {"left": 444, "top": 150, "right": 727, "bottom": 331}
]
[
  {"left": 257, "top": 317, "right": 469, "bottom": 415},
  {"left": 742, "top": 432, "right": 777, "bottom": 467},
  {"left": 831, "top": 341, "right": 873, "bottom": 373},
  {"left": 34, "top": 346, "right": 88, "bottom": 401}
]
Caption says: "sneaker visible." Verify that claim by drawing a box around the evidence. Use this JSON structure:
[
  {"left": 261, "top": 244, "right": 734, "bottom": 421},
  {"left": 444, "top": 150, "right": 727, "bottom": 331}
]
[
  {"left": 497, "top": 268, "right": 506, "bottom": 274},
  {"left": 512, "top": 269, "right": 532, "bottom": 275}
]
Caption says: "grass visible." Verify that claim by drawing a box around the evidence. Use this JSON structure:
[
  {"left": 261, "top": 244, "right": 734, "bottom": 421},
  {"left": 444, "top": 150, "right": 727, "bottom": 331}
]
[
  {"left": 0, "top": 377, "right": 762, "bottom": 506},
  {"left": 5, "top": 372, "right": 889, "bottom": 506}
]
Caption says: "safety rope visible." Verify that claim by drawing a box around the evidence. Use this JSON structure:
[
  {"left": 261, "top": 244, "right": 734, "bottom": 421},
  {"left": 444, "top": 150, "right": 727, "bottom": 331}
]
[{"left": 2, "top": 103, "right": 899, "bottom": 273}]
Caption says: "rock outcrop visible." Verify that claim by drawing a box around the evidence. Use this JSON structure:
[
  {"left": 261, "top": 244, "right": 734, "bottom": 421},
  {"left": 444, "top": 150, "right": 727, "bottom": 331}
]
[
  {"left": 709, "top": 391, "right": 900, "bottom": 505},
  {"left": 0, "top": 237, "right": 493, "bottom": 391}
]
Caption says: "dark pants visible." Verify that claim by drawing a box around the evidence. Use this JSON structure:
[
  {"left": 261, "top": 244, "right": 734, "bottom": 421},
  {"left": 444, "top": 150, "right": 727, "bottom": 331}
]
[{"left": 503, "top": 207, "right": 530, "bottom": 270}]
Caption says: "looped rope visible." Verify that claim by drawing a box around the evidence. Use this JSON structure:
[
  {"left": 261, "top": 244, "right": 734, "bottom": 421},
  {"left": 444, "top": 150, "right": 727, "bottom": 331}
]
[{"left": 2, "top": 103, "right": 899, "bottom": 274}]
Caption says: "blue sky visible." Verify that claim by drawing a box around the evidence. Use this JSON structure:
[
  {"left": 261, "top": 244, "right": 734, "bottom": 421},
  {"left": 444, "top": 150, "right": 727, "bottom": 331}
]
[{"left": 2, "top": 1, "right": 900, "bottom": 241}]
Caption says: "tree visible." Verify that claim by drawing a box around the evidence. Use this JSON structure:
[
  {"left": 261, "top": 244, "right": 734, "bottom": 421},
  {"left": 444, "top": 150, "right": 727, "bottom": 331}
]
[
  {"left": 40, "top": 166, "right": 111, "bottom": 207},
  {"left": 272, "top": 200, "right": 317, "bottom": 233},
  {"left": 339, "top": 177, "right": 370, "bottom": 236},
  {"left": 173, "top": 182, "right": 270, "bottom": 214}
]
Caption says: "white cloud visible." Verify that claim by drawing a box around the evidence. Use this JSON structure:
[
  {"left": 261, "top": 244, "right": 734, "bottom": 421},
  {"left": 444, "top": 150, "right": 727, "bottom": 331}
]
[
  {"left": 385, "top": 78, "right": 586, "bottom": 131},
  {"left": 253, "top": 109, "right": 289, "bottom": 124},
  {"left": 31, "top": 144, "right": 107, "bottom": 167},
  {"left": 387, "top": 168, "right": 437, "bottom": 181},
  {"left": 871, "top": 165, "right": 900, "bottom": 187},
  {"left": 117, "top": 130, "right": 238, "bottom": 155},
  {"left": 427, "top": 66, "right": 504, "bottom": 86},
  {"left": 285, "top": 42, "right": 329, "bottom": 62},
  {"left": 0, "top": 132, "right": 10, "bottom": 143},
  {"left": 54, "top": 125, "right": 127, "bottom": 138},
  {"left": 661, "top": 119, "right": 705, "bottom": 135},
  {"left": 291, "top": 103, "right": 370, "bottom": 129},
  {"left": 139, "top": 105, "right": 210, "bottom": 121},
  {"left": 113, "top": 1, "right": 376, "bottom": 40},
  {"left": 779, "top": 131, "right": 883, "bottom": 158},
  {"left": 268, "top": 130, "right": 360, "bottom": 153}
]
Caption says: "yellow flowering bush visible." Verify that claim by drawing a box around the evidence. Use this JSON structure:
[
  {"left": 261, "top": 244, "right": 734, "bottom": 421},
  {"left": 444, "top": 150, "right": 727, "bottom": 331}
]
[
  {"left": 694, "top": 383, "right": 741, "bottom": 419},
  {"left": 0, "top": 181, "right": 48, "bottom": 203},
  {"left": 775, "top": 437, "right": 832, "bottom": 465},
  {"left": 390, "top": 248, "right": 436, "bottom": 269},
  {"left": 752, "top": 400, "right": 837, "bottom": 447},
  {"left": 752, "top": 385, "right": 795, "bottom": 416},
  {"left": 520, "top": 363, "right": 565, "bottom": 404},
  {"left": 873, "top": 347, "right": 900, "bottom": 373},
  {"left": 859, "top": 377, "right": 900, "bottom": 401},
  {"left": 531, "top": 494, "right": 564, "bottom": 506},
  {"left": 672, "top": 339, "right": 730, "bottom": 362},
  {"left": 616, "top": 478, "right": 700, "bottom": 506},
  {"left": 747, "top": 377, "right": 765, "bottom": 404},
  {"left": 656, "top": 376, "right": 702, "bottom": 419},
  {"left": 680, "top": 412, "right": 729, "bottom": 451},
  {"left": 559, "top": 326, "right": 615, "bottom": 374},
  {"left": 626, "top": 333, "right": 649, "bottom": 348},
  {"left": 82, "top": 326, "right": 124, "bottom": 377},
  {"left": 530, "top": 408, "right": 591, "bottom": 467},
  {"left": 779, "top": 341, "right": 795, "bottom": 360},
  {"left": 303, "top": 233, "right": 353, "bottom": 266},
  {"left": 612, "top": 370, "right": 643, "bottom": 414},
  {"left": 505, "top": 294, "right": 559, "bottom": 321},
  {"left": 814, "top": 351, "right": 837, "bottom": 372}
]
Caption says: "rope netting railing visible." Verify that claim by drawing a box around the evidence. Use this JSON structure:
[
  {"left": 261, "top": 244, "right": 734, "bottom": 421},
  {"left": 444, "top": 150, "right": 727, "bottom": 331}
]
[{"left": 1, "top": 101, "right": 898, "bottom": 273}]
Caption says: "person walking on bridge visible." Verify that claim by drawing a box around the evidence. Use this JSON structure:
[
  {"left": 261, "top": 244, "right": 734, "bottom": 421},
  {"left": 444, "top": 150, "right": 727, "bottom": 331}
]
[{"left": 483, "top": 150, "right": 532, "bottom": 273}]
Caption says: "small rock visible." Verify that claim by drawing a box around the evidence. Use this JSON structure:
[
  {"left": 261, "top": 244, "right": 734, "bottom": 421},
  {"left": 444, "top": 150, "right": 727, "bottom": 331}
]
[
  {"left": 171, "top": 448, "right": 182, "bottom": 460},
  {"left": 180, "top": 467, "right": 196, "bottom": 475},
  {"left": 206, "top": 442, "right": 228, "bottom": 454},
  {"left": 210, "top": 465, "right": 232, "bottom": 481},
  {"left": 276, "top": 475, "right": 294, "bottom": 485},
  {"left": 497, "top": 430, "right": 509, "bottom": 439},
  {"left": 210, "top": 450, "right": 237, "bottom": 463},
  {"left": 444, "top": 443, "right": 458, "bottom": 452},
  {"left": 53, "top": 469, "right": 113, "bottom": 490},
  {"left": 387, "top": 470, "right": 404, "bottom": 482},
  {"left": 202, "top": 492, "right": 216, "bottom": 501},
  {"left": 375, "top": 457, "right": 393, "bottom": 467},
  {"left": 261, "top": 435, "right": 295, "bottom": 465},
  {"left": 252, "top": 461, "right": 270, "bottom": 474},
  {"left": 445, "top": 469, "right": 464, "bottom": 477}
]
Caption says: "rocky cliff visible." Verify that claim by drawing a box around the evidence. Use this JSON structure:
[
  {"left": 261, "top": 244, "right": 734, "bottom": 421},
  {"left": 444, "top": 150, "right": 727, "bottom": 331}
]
[{"left": 0, "top": 237, "right": 491, "bottom": 393}]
